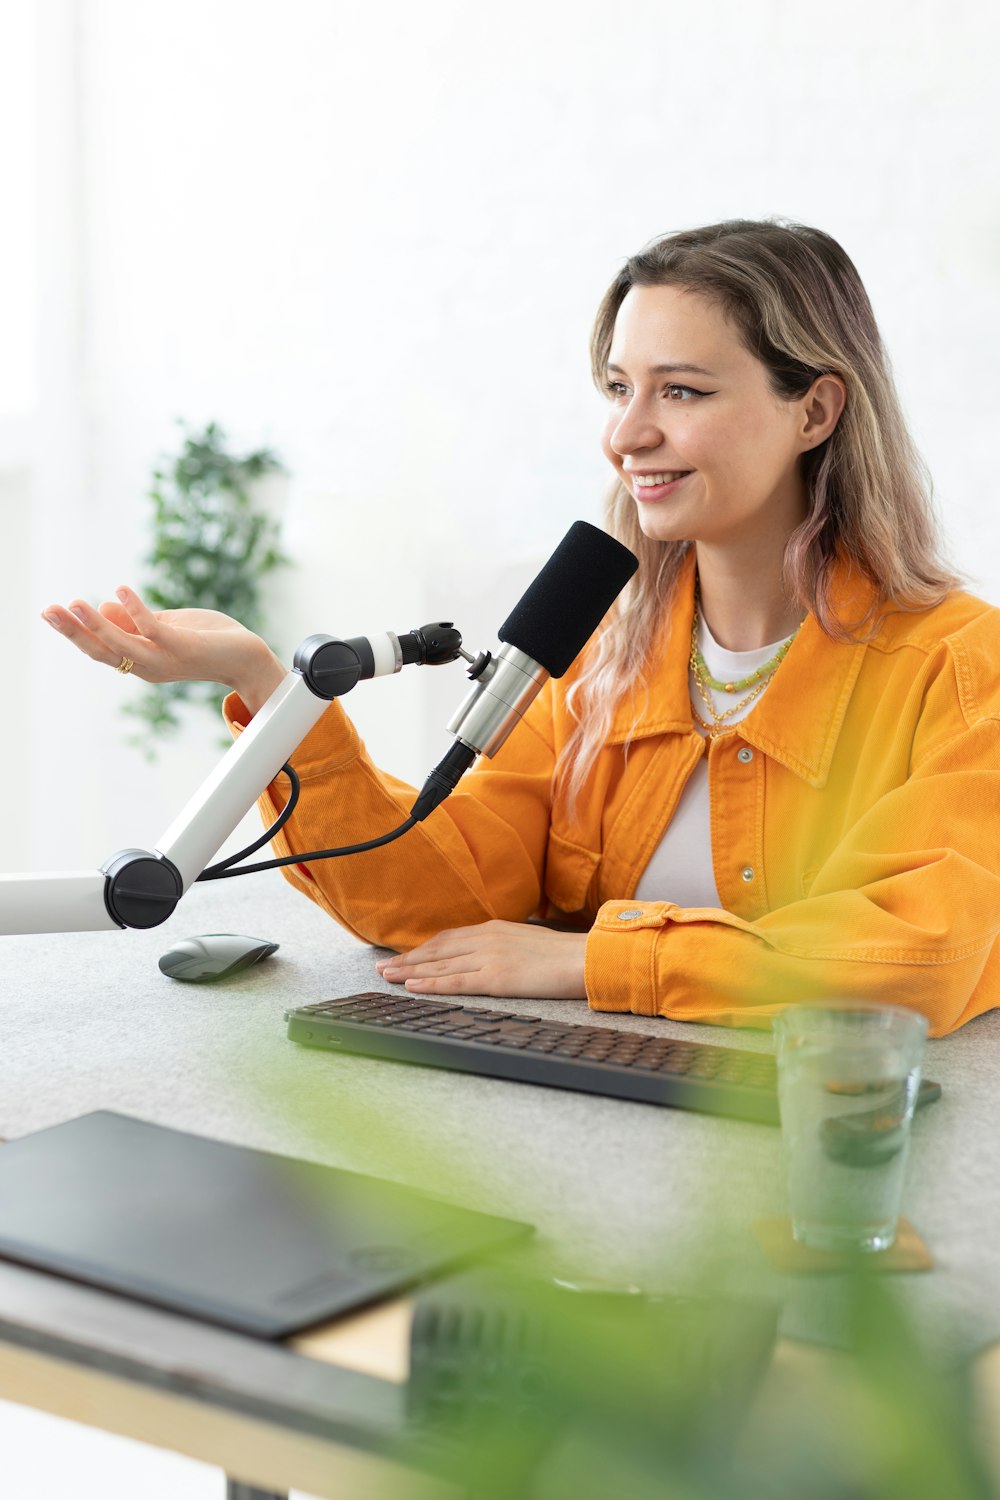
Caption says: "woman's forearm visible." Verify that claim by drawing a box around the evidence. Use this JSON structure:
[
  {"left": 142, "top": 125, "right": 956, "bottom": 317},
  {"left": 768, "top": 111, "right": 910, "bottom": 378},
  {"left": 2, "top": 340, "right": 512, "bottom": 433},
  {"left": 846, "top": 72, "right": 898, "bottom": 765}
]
[{"left": 231, "top": 644, "right": 289, "bottom": 716}]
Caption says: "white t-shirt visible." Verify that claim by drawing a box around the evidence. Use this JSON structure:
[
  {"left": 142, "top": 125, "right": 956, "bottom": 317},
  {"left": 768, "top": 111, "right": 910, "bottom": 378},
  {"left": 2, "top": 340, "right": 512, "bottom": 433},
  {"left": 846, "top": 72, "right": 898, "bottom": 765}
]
[{"left": 632, "top": 613, "right": 795, "bottom": 908}]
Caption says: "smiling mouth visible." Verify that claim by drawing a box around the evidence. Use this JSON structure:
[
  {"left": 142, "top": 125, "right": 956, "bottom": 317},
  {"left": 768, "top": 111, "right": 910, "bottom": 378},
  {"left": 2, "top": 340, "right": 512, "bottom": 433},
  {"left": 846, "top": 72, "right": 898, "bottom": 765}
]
[{"left": 631, "top": 470, "right": 692, "bottom": 487}]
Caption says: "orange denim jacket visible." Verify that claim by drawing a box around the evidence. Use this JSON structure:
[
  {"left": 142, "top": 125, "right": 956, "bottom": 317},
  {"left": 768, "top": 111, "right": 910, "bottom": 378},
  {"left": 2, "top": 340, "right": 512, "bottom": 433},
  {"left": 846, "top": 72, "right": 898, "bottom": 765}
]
[{"left": 224, "top": 559, "right": 1000, "bottom": 1037}]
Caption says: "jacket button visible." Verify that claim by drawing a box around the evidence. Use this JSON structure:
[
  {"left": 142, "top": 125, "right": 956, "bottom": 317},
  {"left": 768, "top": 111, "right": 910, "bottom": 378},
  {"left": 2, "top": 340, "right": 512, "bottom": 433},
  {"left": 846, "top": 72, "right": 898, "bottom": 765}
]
[
  {"left": 741, "top": 866, "right": 755, "bottom": 882},
  {"left": 617, "top": 909, "right": 644, "bottom": 921},
  {"left": 737, "top": 746, "right": 754, "bottom": 764}
]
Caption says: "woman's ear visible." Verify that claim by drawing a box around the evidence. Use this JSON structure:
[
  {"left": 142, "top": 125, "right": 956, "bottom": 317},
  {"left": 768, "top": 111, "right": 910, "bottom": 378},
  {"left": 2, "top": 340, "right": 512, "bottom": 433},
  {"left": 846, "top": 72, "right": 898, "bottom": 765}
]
[{"left": 800, "top": 373, "right": 847, "bottom": 449}]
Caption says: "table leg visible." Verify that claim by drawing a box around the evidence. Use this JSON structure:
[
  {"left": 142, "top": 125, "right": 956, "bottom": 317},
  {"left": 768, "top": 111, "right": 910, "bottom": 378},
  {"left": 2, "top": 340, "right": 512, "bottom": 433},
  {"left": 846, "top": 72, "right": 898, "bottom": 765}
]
[{"left": 225, "top": 1479, "right": 287, "bottom": 1500}]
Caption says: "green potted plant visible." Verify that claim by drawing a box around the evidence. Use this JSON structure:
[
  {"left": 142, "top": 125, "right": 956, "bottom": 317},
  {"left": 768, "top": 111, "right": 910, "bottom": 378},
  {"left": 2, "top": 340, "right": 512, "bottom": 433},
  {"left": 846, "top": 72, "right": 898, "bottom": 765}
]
[{"left": 123, "top": 420, "right": 289, "bottom": 756}]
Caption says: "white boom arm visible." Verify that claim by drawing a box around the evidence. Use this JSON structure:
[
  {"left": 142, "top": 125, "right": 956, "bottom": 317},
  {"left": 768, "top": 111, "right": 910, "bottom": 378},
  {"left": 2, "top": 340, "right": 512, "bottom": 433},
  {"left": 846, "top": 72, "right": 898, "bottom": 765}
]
[{"left": 0, "top": 624, "right": 467, "bottom": 936}]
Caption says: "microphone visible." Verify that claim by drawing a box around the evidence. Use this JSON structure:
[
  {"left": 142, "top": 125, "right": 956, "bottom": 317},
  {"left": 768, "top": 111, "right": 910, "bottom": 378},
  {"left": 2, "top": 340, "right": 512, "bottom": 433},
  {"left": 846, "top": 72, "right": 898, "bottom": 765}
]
[{"left": 411, "top": 521, "right": 639, "bottom": 821}]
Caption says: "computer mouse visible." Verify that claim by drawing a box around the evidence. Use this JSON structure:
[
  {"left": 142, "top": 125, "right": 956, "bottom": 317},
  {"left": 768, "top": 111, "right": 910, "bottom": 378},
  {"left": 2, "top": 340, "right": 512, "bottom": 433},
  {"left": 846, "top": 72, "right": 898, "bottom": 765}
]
[{"left": 158, "top": 933, "right": 280, "bottom": 983}]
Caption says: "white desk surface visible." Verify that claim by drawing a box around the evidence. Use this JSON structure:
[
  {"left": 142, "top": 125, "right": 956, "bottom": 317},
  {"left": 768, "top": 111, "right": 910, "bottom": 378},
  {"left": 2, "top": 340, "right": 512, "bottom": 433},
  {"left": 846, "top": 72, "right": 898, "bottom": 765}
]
[
  {"left": 4, "top": 864, "right": 999, "bottom": 1354},
  {"left": 2, "top": 862, "right": 1000, "bottom": 1494}
]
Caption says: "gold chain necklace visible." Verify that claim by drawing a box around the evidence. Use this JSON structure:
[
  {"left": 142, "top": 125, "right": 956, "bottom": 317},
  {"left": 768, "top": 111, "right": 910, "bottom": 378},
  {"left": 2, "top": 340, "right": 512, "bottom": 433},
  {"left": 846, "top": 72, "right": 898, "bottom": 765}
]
[{"left": 689, "top": 588, "right": 801, "bottom": 733}]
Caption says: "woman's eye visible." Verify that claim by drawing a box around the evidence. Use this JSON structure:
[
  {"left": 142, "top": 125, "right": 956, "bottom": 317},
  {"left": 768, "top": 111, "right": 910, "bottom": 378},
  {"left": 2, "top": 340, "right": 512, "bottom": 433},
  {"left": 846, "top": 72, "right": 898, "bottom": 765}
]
[{"left": 604, "top": 378, "right": 710, "bottom": 402}]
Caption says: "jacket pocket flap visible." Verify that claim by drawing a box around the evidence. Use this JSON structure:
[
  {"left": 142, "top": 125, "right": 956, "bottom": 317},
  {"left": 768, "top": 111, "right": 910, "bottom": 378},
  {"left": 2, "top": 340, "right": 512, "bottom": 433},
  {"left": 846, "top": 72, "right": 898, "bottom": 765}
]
[{"left": 545, "top": 832, "right": 600, "bottom": 914}]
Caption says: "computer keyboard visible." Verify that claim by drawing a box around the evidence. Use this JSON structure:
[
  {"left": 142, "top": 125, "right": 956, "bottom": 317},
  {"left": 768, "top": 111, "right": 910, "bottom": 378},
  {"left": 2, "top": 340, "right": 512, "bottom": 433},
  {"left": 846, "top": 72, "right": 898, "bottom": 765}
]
[
  {"left": 285, "top": 993, "right": 782, "bottom": 1124},
  {"left": 407, "top": 1266, "right": 779, "bottom": 1439}
]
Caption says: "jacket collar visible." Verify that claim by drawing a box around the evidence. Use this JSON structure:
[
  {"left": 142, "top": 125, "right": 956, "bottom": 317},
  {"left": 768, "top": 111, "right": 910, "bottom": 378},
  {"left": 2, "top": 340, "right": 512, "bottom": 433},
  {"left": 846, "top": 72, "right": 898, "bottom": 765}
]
[{"left": 605, "top": 552, "right": 872, "bottom": 789}]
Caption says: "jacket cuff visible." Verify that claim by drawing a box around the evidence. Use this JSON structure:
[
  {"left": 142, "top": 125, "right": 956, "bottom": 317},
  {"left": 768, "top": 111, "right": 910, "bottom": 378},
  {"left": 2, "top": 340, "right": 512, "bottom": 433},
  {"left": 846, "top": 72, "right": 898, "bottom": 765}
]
[
  {"left": 221, "top": 689, "right": 362, "bottom": 779},
  {"left": 584, "top": 900, "right": 676, "bottom": 1015}
]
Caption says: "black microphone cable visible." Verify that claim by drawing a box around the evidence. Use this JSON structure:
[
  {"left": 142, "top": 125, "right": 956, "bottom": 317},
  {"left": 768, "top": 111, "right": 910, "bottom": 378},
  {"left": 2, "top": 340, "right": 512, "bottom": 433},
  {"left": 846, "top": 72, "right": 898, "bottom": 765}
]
[{"left": 196, "top": 763, "right": 419, "bottom": 882}]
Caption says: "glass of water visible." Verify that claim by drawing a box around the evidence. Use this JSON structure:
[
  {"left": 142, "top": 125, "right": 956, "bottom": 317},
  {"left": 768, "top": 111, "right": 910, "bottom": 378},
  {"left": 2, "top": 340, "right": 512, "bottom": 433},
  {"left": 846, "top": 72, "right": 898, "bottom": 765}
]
[{"left": 773, "top": 1003, "right": 928, "bottom": 1253}]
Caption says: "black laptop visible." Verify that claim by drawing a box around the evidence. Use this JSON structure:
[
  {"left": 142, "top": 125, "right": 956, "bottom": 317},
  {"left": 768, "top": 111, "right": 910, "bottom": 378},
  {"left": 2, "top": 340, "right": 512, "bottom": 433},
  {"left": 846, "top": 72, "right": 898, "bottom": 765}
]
[{"left": 0, "top": 1111, "right": 531, "bottom": 1338}]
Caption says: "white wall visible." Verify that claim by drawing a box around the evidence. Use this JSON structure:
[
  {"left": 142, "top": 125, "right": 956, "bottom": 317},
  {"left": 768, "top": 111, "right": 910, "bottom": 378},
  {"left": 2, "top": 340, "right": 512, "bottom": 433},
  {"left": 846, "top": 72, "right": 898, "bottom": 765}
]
[{"left": 6, "top": 0, "right": 999, "bottom": 873}]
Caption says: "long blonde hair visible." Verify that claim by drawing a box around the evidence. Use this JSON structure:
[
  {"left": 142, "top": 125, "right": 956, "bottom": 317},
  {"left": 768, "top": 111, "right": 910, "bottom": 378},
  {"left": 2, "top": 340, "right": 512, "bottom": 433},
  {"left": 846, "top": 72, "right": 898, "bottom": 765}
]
[{"left": 560, "top": 218, "right": 959, "bottom": 807}]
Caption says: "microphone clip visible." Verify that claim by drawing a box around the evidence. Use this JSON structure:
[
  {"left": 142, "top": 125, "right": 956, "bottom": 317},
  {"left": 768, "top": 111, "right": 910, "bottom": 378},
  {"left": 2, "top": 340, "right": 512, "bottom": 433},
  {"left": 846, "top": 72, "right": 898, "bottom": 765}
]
[
  {"left": 400, "top": 622, "right": 464, "bottom": 666},
  {"left": 458, "top": 648, "right": 493, "bottom": 681}
]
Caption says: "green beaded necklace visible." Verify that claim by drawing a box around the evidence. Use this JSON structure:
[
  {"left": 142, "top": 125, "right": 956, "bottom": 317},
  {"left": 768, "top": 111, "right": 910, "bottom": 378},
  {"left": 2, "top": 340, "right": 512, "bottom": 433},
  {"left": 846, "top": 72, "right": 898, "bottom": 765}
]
[{"left": 689, "top": 586, "right": 801, "bottom": 695}]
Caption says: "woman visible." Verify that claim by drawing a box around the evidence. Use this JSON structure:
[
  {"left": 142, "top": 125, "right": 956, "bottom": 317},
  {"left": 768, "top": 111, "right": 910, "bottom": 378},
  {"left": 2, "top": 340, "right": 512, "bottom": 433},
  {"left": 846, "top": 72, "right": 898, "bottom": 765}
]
[{"left": 43, "top": 219, "right": 1000, "bottom": 1036}]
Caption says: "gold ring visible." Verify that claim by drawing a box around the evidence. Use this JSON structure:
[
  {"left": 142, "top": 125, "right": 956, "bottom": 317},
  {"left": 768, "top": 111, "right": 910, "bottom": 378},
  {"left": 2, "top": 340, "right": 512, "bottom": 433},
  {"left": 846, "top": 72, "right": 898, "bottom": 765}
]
[{"left": 116, "top": 656, "right": 135, "bottom": 675}]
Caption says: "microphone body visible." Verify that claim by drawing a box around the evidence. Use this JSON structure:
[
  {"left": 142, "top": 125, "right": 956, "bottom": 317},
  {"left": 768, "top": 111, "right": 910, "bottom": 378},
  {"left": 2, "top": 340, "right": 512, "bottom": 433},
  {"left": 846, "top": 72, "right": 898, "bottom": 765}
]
[{"left": 447, "top": 645, "right": 549, "bottom": 759}]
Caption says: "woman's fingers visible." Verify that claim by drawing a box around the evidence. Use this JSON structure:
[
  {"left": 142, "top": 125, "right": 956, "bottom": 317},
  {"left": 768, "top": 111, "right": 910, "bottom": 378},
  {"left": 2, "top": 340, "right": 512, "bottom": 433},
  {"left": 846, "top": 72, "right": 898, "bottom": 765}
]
[
  {"left": 42, "top": 602, "right": 136, "bottom": 668},
  {"left": 376, "top": 928, "right": 480, "bottom": 974},
  {"left": 400, "top": 971, "right": 479, "bottom": 996},
  {"left": 42, "top": 591, "right": 177, "bottom": 681},
  {"left": 95, "top": 586, "right": 163, "bottom": 643},
  {"left": 378, "top": 925, "right": 501, "bottom": 992},
  {"left": 67, "top": 597, "right": 149, "bottom": 661},
  {"left": 98, "top": 600, "right": 142, "bottom": 635},
  {"left": 112, "top": 585, "right": 162, "bottom": 638},
  {"left": 389, "top": 954, "right": 483, "bottom": 981}
]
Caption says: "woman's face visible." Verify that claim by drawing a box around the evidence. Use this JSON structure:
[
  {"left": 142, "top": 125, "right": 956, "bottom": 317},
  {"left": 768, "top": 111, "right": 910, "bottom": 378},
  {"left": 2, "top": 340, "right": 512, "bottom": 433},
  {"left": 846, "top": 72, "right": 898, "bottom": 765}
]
[{"left": 601, "top": 284, "right": 818, "bottom": 558}]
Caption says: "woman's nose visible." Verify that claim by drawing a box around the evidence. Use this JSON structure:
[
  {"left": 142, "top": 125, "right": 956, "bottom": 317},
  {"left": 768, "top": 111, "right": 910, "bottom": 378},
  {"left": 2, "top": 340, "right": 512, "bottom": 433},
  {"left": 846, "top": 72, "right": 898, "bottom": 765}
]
[{"left": 609, "top": 398, "right": 661, "bottom": 456}]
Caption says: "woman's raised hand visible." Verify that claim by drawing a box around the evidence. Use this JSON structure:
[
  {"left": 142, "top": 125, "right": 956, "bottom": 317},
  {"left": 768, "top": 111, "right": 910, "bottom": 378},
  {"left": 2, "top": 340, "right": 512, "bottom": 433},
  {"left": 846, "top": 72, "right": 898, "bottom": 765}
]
[{"left": 41, "top": 586, "right": 287, "bottom": 713}]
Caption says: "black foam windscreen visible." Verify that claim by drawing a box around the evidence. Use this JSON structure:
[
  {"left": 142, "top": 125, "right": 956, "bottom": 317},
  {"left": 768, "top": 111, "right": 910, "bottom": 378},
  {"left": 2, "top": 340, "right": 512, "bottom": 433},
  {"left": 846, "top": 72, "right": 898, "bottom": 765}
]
[{"left": 498, "top": 521, "right": 639, "bottom": 678}]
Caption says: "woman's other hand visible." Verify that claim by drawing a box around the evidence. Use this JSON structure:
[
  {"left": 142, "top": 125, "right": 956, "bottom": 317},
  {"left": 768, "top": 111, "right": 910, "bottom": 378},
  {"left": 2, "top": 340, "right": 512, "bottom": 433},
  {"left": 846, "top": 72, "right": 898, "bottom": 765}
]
[
  {"left": 375, "top": 920, "right": 588, "bottom": 1001},
  {"left": 41, "top": 586, "right": 287, "bottom": 714}
]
